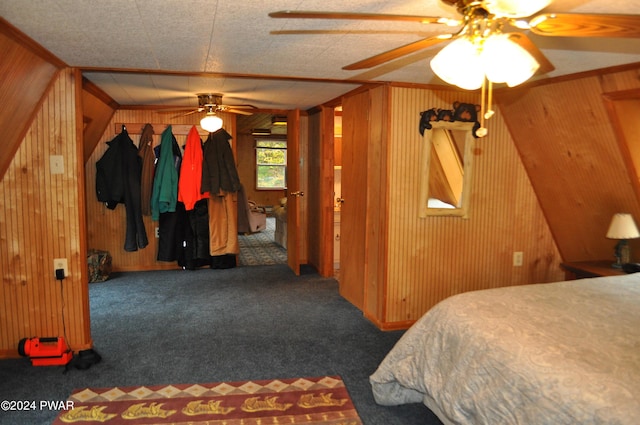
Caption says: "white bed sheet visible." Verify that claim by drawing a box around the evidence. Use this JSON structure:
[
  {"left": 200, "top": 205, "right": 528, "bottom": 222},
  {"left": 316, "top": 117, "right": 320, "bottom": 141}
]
[{"left": 370, "top": 273, "right": 640, "bottom": 425}]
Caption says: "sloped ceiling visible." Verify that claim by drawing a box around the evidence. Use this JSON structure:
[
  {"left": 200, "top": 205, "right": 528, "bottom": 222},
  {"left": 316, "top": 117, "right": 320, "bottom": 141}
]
[{"left": 1, "top": 0, "right": 639, "bottom": 111}]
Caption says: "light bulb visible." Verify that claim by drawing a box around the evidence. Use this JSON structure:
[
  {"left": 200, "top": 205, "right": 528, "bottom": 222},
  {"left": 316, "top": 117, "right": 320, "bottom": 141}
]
[
  {"left": 200, "top": 113, "right": 223, "bottom": 132},
  {"left": 481, "top": 35, "right": 539, "bottom": 87},
  {"left": 430, "top": 37, "right": 484, "bottom": 90}
]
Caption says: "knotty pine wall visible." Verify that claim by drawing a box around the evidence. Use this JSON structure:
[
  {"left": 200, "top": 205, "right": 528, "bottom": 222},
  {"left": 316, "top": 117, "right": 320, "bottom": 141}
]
[
  {"left": 374, "top": 86, "right": 564, "bottom": 326},
  {"left": 85, "top": 109, "right": 237, "bottom": 272},
  {"left": 0, "top": 18, "right": 63, "bottom": 178},
  {"left": 499, "top": 67, "right": 640, "bottom": 262},
  {"left": 0, "top": 68, "right": 91, "bottom": 356}
]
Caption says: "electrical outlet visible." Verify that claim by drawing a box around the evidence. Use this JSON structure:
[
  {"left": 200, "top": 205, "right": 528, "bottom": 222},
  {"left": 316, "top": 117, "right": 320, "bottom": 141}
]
[
  {"left": 155, "top": 227, "right": 160, "bottom": 238},
  {"left": 50, "top": 155, "right": 64, "bottom": 174},
  {"left": 53, "top": 258, "right": 68, "bottom": 278},
  {"left": 513, "top": 252, "right": 523, "bottom": 267}
]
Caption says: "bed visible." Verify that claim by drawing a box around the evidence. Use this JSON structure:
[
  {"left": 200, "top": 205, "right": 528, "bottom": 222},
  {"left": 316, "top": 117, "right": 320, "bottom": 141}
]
[{"left": 370, "top": 273, "right": 640, "bottom": 425}]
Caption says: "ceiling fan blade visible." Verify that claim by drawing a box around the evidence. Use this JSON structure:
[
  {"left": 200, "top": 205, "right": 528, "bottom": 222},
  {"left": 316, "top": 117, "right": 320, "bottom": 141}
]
[
  {"left": 271, "top": 29, "right": 436, "bottom": 37},
  {"left": 173, "top": 110, "right": 201, "bottom": 118},
  {"left": 157, "top": 108, "right": 200, "bottom": 115},
  {"left": 507, "top": 33, "right": 555, "bottom": 74},
  {"left": 528, "top": 13, "right": 640, "bottom": 38},
  {"left": 227, "top": 108, "right": 254, "bottom": 115},
  {"left": 156, "top": 107, "right": 197, "bottom": 113},
  {"left": 222, "top": 104, "right": 257, "bottom": 109},
  {"left": 343, "top": 34, "right": 454, "bottom": 70},
  {"left": 269, "top": 10, "right": 459, "bottom": 25}
]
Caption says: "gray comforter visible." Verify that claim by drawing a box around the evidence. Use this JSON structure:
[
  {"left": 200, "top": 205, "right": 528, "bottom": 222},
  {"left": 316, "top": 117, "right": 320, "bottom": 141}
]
[{"left": 370, "top": 274, "right": 640, "bottom": 424}]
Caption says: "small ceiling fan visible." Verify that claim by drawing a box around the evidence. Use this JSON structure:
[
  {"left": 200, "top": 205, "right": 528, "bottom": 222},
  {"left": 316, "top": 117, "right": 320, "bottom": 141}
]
[
  {"left": 269, "top": 0, "right": 640, "bottom": 76},
  {"left": 164, "top": 93, "right": 256, "bottom": 117},
  {"left": 159, "top": 93, "right": 257, "bottom": 132}
]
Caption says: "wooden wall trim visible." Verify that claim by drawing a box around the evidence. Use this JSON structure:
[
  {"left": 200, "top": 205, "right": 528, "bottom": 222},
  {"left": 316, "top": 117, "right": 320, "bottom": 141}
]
[
  {"left": 79, "top": 66, "right": 376, "bottom": 86},
  {"left": 387, "top": 63, "right": 640, "bottom": 95},
  {"left": 363, "top": 85, "right": 390, "bottom": 323},
  {"left": 74, "top": 68, "right": 93, "bottom": 346},
  {"left": 82, "top": 77, "right": 119, "bottom": 109},
  {"left": 602, "top": 90, "right": 640, "bottom": 214},
  {"left": 499, "top": 70, "right": 640, "bottom": 262},
  {"left": 0, "top": 23, "right": 62, "bottom": 179},
  {"left": 0, "top": 17, "right": 67, "bottom": 68},
  {"left": 319, "top": 107, "right": 337, "bottom": 277},
  {"left": 0, "top": 67, "right": 61, "bottom": 180},
  {"left": 114, "top": 123, "right": 212, "bottom": 137},
  {"left": 82, "top": 78, "right": 118, "bottom": 163}
]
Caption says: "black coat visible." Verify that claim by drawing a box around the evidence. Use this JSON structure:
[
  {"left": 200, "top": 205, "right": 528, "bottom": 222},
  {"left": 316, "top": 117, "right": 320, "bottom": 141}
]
[
  {"left": 201, "top": 129, "right": 241, "bottom": 195},
  {"left": 96, "top": 126, "right": 148, "bottom": 251}
]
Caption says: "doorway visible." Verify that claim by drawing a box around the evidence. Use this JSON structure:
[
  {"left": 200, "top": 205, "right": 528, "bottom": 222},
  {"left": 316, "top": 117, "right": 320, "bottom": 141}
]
[{"left": 236, "top": 112, "right": 289, "bottom": 266}]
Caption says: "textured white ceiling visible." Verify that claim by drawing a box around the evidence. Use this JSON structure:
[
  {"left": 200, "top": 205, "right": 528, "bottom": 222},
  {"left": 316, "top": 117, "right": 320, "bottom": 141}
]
[{"left": 1, "top": 0, "right": 639, "bottom": 110}]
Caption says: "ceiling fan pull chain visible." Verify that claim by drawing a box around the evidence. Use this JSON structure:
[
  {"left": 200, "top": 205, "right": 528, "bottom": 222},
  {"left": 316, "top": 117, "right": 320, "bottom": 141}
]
[
  {"left": 480, "top": 77, "right": 486, "bottom": 129},
  {"left": 476, "top": 77, "right": 489, "bottom": 138},
  {"left": 485, "top": 80, "right": 494, "bottom": 120}
]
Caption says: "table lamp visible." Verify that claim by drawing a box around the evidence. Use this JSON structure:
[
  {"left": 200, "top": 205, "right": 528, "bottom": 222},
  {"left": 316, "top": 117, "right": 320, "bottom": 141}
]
[{"left": 606, "top": 213, "right": 640, "bottom": 268}]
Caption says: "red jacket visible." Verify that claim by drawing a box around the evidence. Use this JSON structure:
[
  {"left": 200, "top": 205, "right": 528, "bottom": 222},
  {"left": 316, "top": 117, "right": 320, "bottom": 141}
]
[{"left": 178, "top": 126, "right": 209, "bottom": 210}]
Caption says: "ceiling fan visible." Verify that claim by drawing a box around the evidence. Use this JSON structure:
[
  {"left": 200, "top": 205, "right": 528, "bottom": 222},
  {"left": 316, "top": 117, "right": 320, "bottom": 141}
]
[
  {"left": 160, "top": 93, "right": 256, "bottom": 132},
  {"left": 269, "top": 0, "right": 640, "bottom": 77},
  {"left": 270, "top": 1, "right": 640, "bottom": 136},
  {"left": 165, "top": 93, "right": 256, "bottom": 117}
]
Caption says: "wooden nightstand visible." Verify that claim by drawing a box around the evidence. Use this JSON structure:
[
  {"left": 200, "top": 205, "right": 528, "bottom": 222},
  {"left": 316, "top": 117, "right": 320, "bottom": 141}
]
[{"left": 560, "top": 260, "right": 627, "bottom": 280}]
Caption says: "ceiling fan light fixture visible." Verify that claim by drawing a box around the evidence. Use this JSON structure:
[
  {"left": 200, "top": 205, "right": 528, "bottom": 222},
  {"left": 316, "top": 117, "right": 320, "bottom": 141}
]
[
  {"left": 200, "top": 113, "right": 223, "bottom": 133},
  {"left": 484, "top": 0, "right": 551, "bottom": 18},
  {"left": 528, "top": 14, "right": 553, "bottom": 28},
  {"left": 436, "top": 17, "right": 463, "bottom": 27},
  {"left": 481, "top": 35, "right": 540, "bottom": 87},
  {"left": 430, "top": 37, "right": 484, "bottom": 90},
  {"left": 511, "top": 19, "right": 531, "bottom": 30}
]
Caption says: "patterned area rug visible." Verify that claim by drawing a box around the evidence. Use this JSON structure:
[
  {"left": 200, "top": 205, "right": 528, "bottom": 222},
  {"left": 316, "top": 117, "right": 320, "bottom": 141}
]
[
  {"left": 52, "top": 376, "right": 361, "bottom": 425},
  {"left": 238, "top": 217, "right": 287, "bottom": 266}
]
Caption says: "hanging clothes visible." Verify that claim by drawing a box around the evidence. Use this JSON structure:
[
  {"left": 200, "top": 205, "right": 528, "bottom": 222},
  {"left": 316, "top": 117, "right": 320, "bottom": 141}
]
[
  {"left": 152, "top": 126, "right": 185, "bottom": 262},
  {"left": 178, "top": 125, "right": 209, "bottom": 210},
  {"left": 151, "top": 126, "right": 179, "bottom": 221},
  {"left": 208, "top": 192, "right": 239, "bottom": 256},
  {"left": 201, "top": 128, "right": 241, "bottom": 266},
  {"left": 177, "top": 126, "right": 211, "bottom": 269},
  {"left": 138, "top": 123, "right": 155, "bottom": 216},
  {"left": 201, "top": 128, "right": 241, "bottom": 195},
  {"left": 95, "top": 125, "right": 148, "bottom": 252},
  {"left": 183, "top": 198, "right": 211, "bottom": 270}
]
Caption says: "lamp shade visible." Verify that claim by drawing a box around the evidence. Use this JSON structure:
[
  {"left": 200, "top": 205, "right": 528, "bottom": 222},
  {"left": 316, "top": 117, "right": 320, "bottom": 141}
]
[
  {"left": 431, "top": 34, "right": 539, "bottom": 90},
  {"left": 481, "top": 35, "right": 540, "bottom": 87},
  {"left": 430, "top": 37, "right": 484, "bottom": 90},
  {"left": 606, "top": 213, "right": 640, "bottom": 239},
  {"left": 200, "top": 113, "right": 223, "bottom": 133}
]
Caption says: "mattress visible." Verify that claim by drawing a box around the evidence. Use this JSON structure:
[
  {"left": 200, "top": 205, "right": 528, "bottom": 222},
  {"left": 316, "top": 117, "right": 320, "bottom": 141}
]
[{"left": 370, "top": 273, "right": 640, "bottom": 424}]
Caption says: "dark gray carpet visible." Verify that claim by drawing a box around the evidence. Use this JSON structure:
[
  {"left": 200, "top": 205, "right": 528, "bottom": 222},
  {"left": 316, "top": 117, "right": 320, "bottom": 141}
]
[{"left": 0, "top": 265, "right": 441, "bottom": 425}]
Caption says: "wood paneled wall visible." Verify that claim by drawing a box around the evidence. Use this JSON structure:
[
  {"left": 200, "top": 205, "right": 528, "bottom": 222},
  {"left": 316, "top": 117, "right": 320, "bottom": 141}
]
[
  {"left": 85, "top": 109, "right": 236, "bottom": 271},
  {"left": 82, "top": 81, "right": 117, "bottom": 163},
  {"left": 0, "top": 68, "right": 91, "bottom": 356},
  {"left": 374, "top": 86, "right": 564, "bottom": 327},
  {"left": 499, "top": 67, "right": 640, "bottom": 262},
  {"left": 306, "top": 107, "right": 336, "bottom": 277},
  {"left": 0, "top": 19, "right": 62, "bottom": 179}
]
